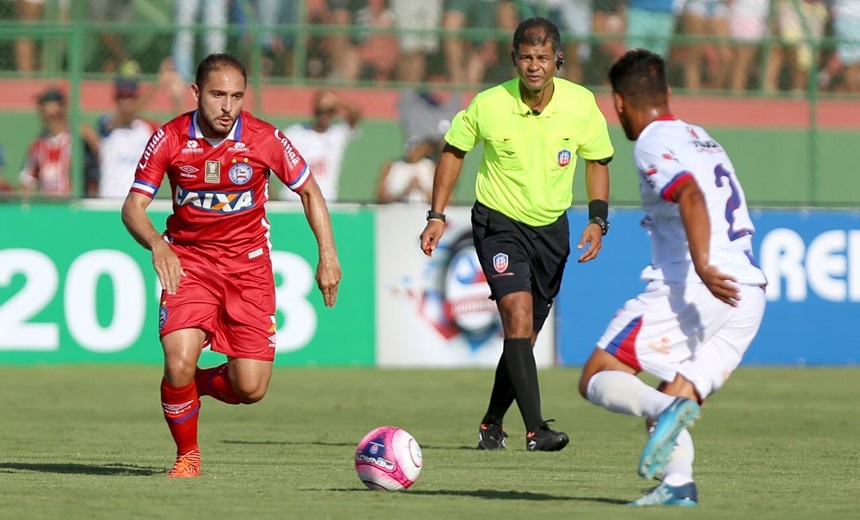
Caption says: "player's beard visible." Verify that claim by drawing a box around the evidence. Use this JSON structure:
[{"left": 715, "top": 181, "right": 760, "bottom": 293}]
[{"left": 200, "top": 111, "right": 234, "bottom": 139}]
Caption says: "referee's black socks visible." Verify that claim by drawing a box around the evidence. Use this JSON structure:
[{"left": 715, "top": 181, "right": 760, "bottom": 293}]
[{"left": 503, "top": 337, "right": 544, "bottom": 433}]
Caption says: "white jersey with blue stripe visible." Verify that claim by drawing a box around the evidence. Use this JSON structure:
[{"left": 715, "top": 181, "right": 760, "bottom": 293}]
[{"left": 633, "top": 116, "right": 767, "bottom": 285}]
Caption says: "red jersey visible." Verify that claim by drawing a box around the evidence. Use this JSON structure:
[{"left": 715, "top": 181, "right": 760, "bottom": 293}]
[
  {"left": 131, "top": 110, "right": 311, "bottom": 271},
  {"left": 19, "top": 130, "right": 72, "bottom": 195}
]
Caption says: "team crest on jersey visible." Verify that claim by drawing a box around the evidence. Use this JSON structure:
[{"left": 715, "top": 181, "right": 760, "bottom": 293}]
[
  {"left": 557, "top": 149, "right": 571, "bottom": 167},
  {"left": 175, "top": 186, "right": 255, "bottom": 213},
  {"left": 229, "top": 161, "right": 253, "bottom": 185},
  {"left": 493, "top": 253, "right": 509, "bottom": 273}
]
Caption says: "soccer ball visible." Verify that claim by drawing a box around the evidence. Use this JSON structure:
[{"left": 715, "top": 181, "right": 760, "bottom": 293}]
[{"left": 354, "top": 426, "right": 422, "bottom": 491}]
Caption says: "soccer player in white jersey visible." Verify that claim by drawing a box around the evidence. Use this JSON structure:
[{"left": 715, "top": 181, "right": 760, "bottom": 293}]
[{"left": 577, "top": 49, "right": 767, "bottom": 506}]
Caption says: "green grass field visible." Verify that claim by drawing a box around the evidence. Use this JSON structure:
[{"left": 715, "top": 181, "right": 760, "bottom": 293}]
[{"left": 1, "top": 366, "right": 858, "bottom": 519}]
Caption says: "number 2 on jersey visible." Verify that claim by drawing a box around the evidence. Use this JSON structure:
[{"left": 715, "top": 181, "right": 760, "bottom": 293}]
[{"left": 714, "top": 164, "right": 753, "bottom": 241}]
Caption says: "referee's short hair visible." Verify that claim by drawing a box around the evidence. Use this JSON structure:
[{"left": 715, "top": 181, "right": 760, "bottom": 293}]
[{"left": 513, "top": 17, "right": 561, "bottom": 55}]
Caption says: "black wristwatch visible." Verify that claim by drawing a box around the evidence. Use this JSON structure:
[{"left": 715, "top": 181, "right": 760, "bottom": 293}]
[
  {"left": 588, "top": 216, "right": 609, "bottom": 236},
  {"left": 426, "top": 210, "right": 447, "bottom": 222}
]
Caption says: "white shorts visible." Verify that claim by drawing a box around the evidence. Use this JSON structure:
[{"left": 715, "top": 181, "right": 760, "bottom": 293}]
[{"left": 596, "top": 280, "right": 766, "bottom": 398}]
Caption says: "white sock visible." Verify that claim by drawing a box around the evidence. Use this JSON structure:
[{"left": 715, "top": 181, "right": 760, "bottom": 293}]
[
  {"left": 662, "top": 428, "right": 695, "bottom": 487},
  {"left": 586, "top": 370, "right": 676, "bottom": 418}
]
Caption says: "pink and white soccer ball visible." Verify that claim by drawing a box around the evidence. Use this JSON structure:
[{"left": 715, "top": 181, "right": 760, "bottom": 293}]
[{"left": 354, "top": 426, "right": 422, "bottom": 491}]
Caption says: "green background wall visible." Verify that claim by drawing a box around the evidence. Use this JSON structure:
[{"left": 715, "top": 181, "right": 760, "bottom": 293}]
[{"left": 2, "top": 111, "right": 857, "bottom": 207}]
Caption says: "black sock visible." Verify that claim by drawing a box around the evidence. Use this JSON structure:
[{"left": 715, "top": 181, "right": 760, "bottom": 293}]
[
  {"left": 482, "top": 352, "right": 515, "bottom": 425},
  {"left": 503, "top": 337, "right": 543, "bottom": 433}
]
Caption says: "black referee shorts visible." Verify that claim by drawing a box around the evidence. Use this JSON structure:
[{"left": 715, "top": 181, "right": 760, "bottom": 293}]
[{"left": 471, "top": 201, "right": 570, "bottom": 333}]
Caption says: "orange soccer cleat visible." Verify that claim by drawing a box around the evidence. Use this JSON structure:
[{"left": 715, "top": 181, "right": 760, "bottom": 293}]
[{"left": 166, "top": 449, "right": 201, "bottom": 478}]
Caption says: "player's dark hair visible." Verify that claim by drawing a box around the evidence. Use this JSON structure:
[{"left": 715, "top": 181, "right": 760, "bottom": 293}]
[
  {"left": 608, "top": 49, "right": 669, "bottom": 108},
  {"left": 195, "top": 53, "right": 247, "bottom": 88},
  {"left": 512, "top": 17, "right": 561, "bottom": 56}
]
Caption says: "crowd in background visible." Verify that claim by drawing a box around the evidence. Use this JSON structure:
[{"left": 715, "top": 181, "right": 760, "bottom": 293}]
[
  {"left": 2, "top": 0, "right": 860, "bottom": 200},
  {"left": 3, "top": 0, "right": 860, "bottom": 93}
]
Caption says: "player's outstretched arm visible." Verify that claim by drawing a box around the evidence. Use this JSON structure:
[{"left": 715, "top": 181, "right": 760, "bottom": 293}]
[
  {"left": 121, "top": 191, "right": 185, "bottom": 294},
  {"left": 674, "top": 178, "right": 740, "bottom": 306},
  {"left": 420, "top": 144, "right": 465, "bottom": 256},
  {"left": 298, "top": 178, "right": 342, "bottom": 308}
]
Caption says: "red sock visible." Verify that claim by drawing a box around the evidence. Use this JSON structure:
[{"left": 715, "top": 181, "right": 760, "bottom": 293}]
[
  {"left": 160, "top": 378, "right": 200, "bottom": 455},
  {"left": 195, "top": 364, "right": 241, "bottom": 405}
]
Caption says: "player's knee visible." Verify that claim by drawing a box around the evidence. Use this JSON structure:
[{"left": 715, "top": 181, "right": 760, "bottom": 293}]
[
  {"left": 577, "top": 374, "right": 591, "bottom": 400},
  {"left": 164, "top": 358, "right": 197, "bottom": 385},
  {"left": 233, "top": 381, "right": 269, "bottom": 404},
  {"left": 676, "top": 367, "right": 722, "bottom": 402}
]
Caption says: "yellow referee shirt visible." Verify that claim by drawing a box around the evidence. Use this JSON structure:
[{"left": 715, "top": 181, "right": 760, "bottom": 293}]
[{"left": 445, "top": 78, "right": 614, "bottom": 226}]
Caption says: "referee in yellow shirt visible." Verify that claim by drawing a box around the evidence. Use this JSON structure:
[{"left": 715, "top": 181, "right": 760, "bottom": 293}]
[{"left": 420, "top": 17, "right": 614, "bottom": 451}]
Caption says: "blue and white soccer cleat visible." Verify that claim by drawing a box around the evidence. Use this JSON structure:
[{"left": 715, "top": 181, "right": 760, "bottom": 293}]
[
  {"left": 629, "top": 481, "right": 699, "bottom": 506},
  {"left": 638, "top": 397, "right": 700, "bottom": 479}
]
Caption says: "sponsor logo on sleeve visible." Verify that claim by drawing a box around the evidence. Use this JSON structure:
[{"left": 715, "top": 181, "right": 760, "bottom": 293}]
[
  {"left": 274, "top": 128, "right": 301, "bottom": 168},
  {"left": 138, "top": 127, "right": 166, "bottom": 170}
]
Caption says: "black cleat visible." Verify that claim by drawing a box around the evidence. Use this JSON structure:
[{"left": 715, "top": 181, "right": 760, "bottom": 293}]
[
  {"left": 526, "top": 420, "right": 569, "bottom": 452},
  {"left": 477, "top": 422, "right": 508, "bottom": 450}
]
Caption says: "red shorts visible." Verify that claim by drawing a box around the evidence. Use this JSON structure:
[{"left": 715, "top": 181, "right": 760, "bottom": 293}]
[{"left": 158, "top": 249, "right": 277, "bottom": 362}]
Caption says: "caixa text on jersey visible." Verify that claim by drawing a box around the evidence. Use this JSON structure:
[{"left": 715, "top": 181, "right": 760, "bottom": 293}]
[{"left": 174, "top": 187, "right": 255, "bottom": 213}]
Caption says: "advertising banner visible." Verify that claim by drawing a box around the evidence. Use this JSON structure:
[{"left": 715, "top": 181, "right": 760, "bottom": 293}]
[
  {"left": 374, "top": 205, "right": 555, "bottom": 367},
  {"left": 557, "top": 208, "right": 860, "bottom": 366},
  {"left": 0, "top": 202, "right": 375, "bottom": 366}
]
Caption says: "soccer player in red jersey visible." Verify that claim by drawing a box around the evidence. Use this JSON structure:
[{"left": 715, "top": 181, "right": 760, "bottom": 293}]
[{"left": 120, "top": 53, "right": 342, "bottom": 478}]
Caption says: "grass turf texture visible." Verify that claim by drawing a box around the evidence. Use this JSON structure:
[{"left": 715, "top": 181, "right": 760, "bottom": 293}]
[{"left": 0, "top": 366, "right": 857, "bottom": 519}]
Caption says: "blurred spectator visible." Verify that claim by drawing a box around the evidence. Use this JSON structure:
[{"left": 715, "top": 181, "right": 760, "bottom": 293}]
[
  {"left": 14, "top": 0, "right": 70, "bottom": 74},
  {"left": 625, "top": 0, "right": 676, "bottom": 58},
  {"left": 443, "top": 0, "right": 517, "bottom": 86},
  {"left": 727, "top": 0, "right": 769, "bottom": 92},
  {"left": 91, "top": 59, "right": 185, "bottom": 199},
  {"left": 391, "top": 0, "right": 444, "bottom": 83},
  {"left": 279, "top": 89, "right": 362, "bottom": 202},
  {"left": 90, "top": 0, "right": 135, "bottom": 73},
  {"left": 382, "top": 86, "right": 459, "bottom": 203},
  {"left": 355, "top": 0, "right": 399, "bottom": 82},
  {"left": 398, "top": 87, "right": 461, "bottom": 145},
  {"left": 764, "top": 0, "right": 828, "bottom": 93},
  {"left": 324, "top": 0, "right": 399, "bottom": 82},
  {"left": 233, "top": 0, "right": 299, "bottom": 78},
  {"left": 678, "top": 0, "right": 731, "bottom": 90},
  {"left": 520, "top": 0, "right": 593, "bottom": 83},
  {"left": 0, "top": 143, "right": 12, "bottom": 193},
  {"left": 19, "top": 88, "right": 99, "bottom": 197},
  {"left": 376, "top": 137, "right": 437, "bottom": 204},
  {"left": 326, "top": 0, "right": 361, "bottom": 80},
  {"left": 172, "top": 0, "right": 228, "bottom": 81},
  {"left": 830, "top": 0, "right": 860, "bottom": 92},
  {"left": 590, "top": 0, "right": 626, "bottom": 84}
]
